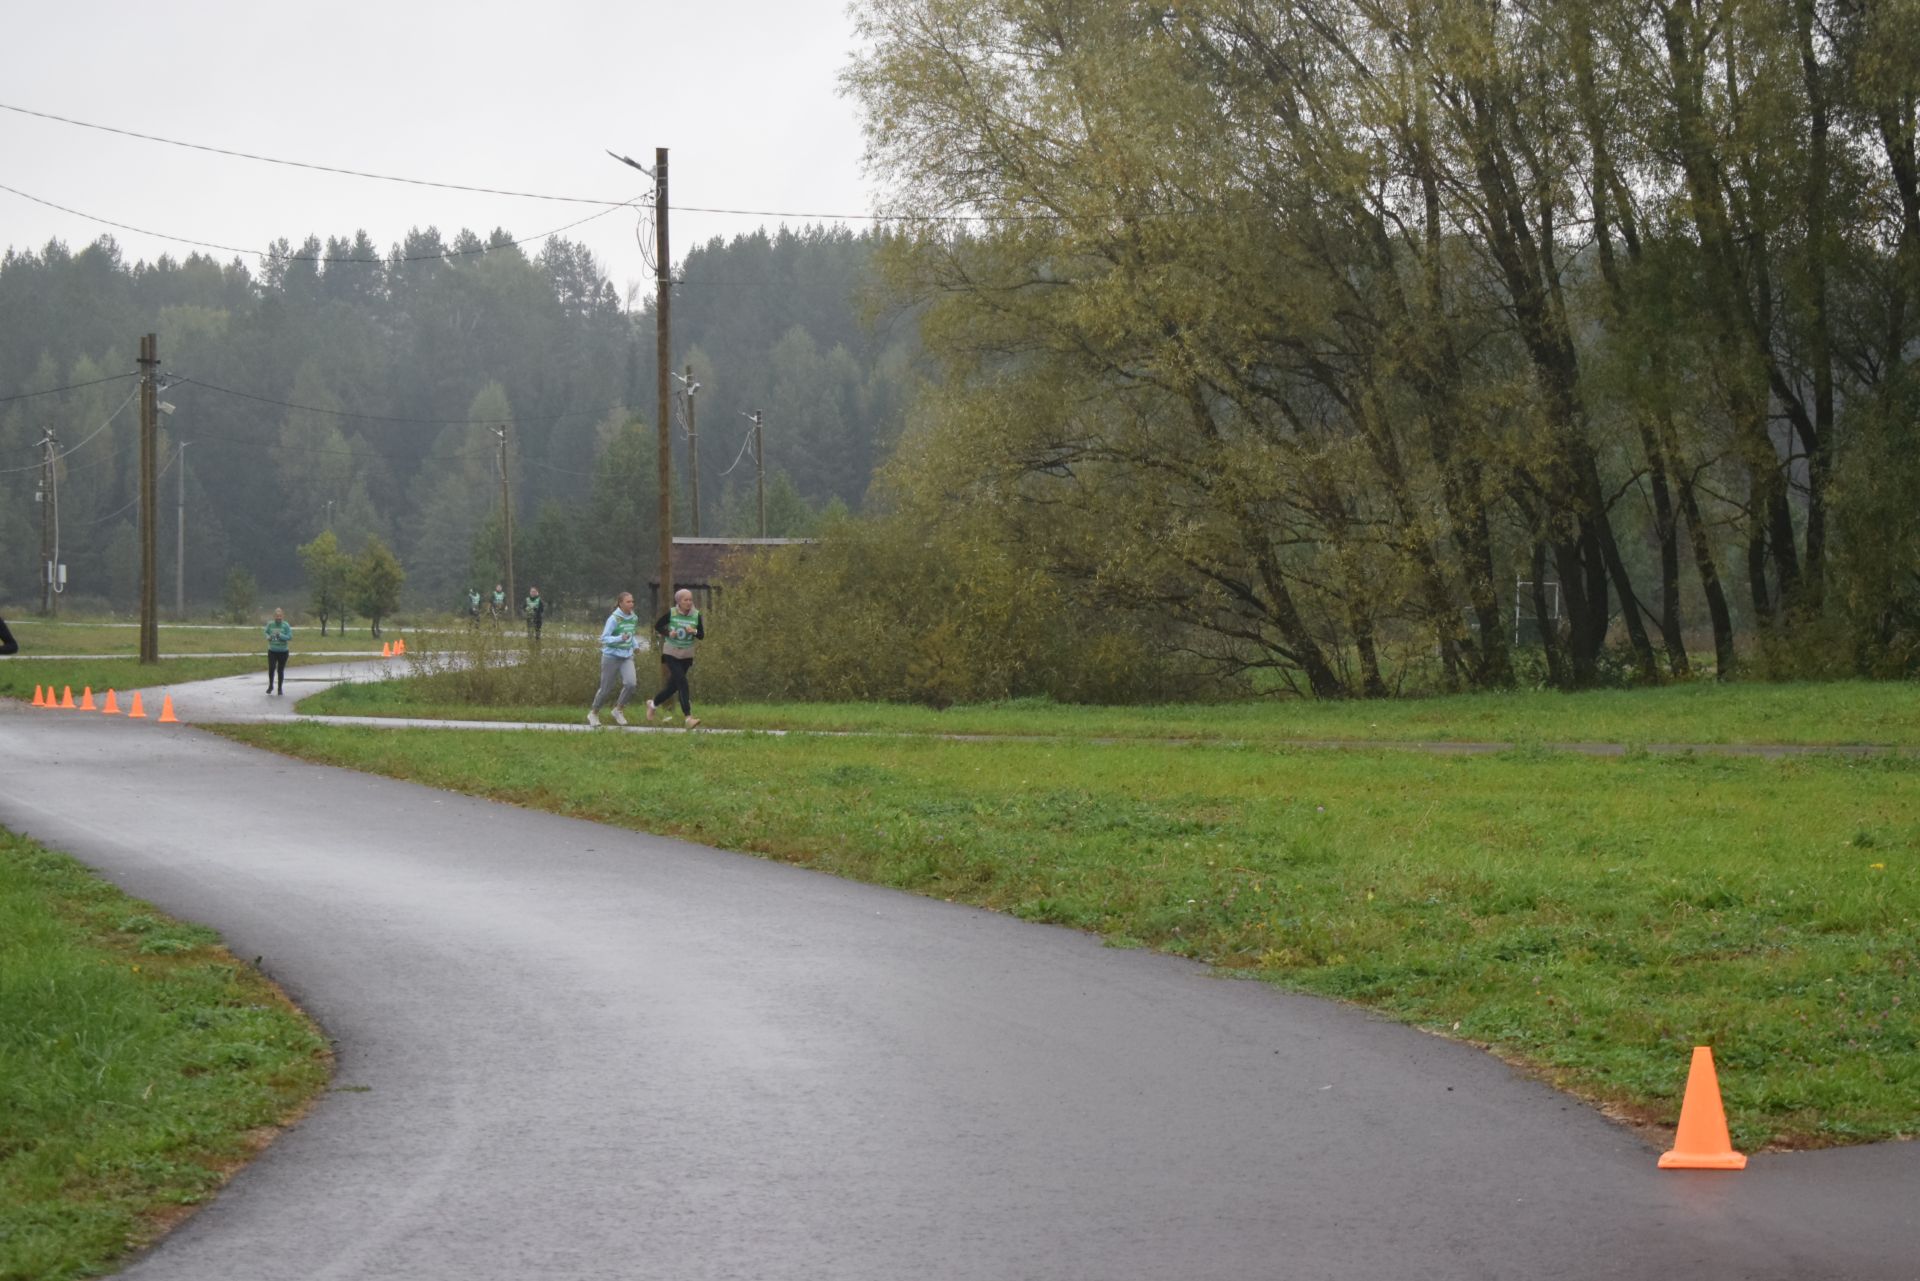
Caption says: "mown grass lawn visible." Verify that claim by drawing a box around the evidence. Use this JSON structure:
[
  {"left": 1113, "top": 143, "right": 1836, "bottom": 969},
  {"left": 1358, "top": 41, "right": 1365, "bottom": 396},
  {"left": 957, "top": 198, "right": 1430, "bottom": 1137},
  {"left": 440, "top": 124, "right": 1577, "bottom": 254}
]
[
  {"left": 0, "top": 830, "right": 331, "bottom": 1281},
  {"left": 215, "top": 720, "right": 1919, "bottom": 1151},
  {"left": 298, "top": 674, "right": 1920, "bottom": 747}
]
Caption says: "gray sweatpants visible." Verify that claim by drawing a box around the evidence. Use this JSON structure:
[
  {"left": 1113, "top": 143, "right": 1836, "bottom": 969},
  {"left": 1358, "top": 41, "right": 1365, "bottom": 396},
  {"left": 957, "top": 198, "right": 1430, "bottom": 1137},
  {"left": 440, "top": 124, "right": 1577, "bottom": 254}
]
[{"left": 589, "top": 654, "right": 636, "bottom": 711}]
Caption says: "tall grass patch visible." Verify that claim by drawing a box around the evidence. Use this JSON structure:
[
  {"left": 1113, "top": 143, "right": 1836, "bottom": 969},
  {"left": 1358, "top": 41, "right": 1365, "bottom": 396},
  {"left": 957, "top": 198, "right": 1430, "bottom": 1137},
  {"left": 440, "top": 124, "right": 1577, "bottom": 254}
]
[
  {"left": 390, "top": 623, "right": 604, "bottom": 708},
  {"left": 0, "top": 831, "right": 331, "bottom": 1281}
]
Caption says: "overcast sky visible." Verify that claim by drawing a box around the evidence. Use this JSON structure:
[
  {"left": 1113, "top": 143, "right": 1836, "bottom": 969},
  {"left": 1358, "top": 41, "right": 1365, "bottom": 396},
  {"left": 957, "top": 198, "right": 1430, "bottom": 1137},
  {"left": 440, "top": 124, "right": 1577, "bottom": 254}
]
[{"left": 0, "top": 0, "right": 878, "bottom": 301}]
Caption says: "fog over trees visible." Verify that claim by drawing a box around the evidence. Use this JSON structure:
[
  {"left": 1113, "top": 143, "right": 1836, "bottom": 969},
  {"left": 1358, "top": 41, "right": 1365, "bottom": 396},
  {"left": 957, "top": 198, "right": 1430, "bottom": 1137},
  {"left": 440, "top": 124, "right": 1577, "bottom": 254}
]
[
  {"left": 8, "top": 0, "right": 1919, "bottom": 697},
  {"left": 0, "top": 223, "right": 914, "bottom": 617}
]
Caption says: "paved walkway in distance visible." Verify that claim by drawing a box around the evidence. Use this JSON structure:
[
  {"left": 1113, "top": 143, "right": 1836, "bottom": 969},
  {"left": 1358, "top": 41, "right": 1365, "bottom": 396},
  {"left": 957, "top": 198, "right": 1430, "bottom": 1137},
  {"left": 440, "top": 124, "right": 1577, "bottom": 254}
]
[{"left": 3, "top": 682, "right": 1919, "bottom": 1279}]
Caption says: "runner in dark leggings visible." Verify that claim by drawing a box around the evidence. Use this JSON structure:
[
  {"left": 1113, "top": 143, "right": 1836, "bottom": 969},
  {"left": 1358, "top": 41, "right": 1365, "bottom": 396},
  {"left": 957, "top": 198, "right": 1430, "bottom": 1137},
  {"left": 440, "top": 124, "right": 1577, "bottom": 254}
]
[
  {"left": 264, "top": 608, "right": 292, "bottom": 695},
  {"left": 646, "top": 589, "right": 705, "bottom": 728},
  {"left": 0, "top": 614, "right": 18, "bottom": 656}
]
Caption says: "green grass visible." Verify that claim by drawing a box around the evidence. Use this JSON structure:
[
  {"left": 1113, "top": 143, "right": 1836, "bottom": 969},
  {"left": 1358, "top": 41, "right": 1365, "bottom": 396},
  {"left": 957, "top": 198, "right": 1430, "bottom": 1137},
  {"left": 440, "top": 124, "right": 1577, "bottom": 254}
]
[
  {"left": 1, "top": 619, "right": 389, "bottom": 657},
  {"left": 296, "top": 676, "right": 1920, "bottom": 747},
  {"left": 0, "top": 829, "right": 331, "bottom": 1281},
  {"left": 212, "top": 720, "right": 1919, "bottom": 1150},
  {"left": 0, "top": 657, "right": 341, "bottom": 705}
]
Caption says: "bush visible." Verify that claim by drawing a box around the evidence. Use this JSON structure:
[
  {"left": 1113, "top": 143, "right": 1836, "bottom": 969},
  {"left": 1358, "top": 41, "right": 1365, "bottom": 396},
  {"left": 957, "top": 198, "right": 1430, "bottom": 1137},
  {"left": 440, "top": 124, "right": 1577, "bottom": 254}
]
[
  {"left": 396, "top": 622, "right": 602, "bottom": 706},
  {"left": 694, "top": 508, "right": 1225, "bottom": 706}
]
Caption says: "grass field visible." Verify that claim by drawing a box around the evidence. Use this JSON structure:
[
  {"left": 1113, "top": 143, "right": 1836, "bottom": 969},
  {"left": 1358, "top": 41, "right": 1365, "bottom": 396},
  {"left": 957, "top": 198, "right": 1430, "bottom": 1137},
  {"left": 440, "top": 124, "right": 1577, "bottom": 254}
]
[
  {"left": 297, "top": 675, "right": 1920, "bottom": 748},
  {"left": 1, "top": 619, "right": 390, "bottom": 657},
  {"left": 0, "top": 829, "right": 331, "bottom": 1281},
  {"left": 214, "top": 720, "right": 1919, "bottom": 1150}
]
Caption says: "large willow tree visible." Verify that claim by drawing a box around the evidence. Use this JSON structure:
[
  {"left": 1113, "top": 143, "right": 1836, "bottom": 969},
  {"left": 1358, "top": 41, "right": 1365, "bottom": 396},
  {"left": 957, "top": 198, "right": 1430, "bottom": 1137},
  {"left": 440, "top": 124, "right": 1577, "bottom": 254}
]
[{"left": 847, "top": 0, "right": 1920, "bottom": 693}]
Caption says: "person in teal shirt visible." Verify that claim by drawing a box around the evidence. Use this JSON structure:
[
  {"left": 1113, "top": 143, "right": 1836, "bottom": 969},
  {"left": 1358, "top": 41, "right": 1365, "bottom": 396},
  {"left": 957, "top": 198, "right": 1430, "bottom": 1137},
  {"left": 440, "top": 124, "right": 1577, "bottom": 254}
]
[
  {"left": 264, "top": 608, "right": 292, "bottom": 696},
  {"left": 586, "top": 591, "right": 640, "bottom": 727}
]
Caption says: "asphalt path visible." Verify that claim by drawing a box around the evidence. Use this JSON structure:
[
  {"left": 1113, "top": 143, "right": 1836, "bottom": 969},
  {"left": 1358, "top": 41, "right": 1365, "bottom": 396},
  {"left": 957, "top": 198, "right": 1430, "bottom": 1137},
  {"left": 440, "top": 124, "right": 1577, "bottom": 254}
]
[{"left": 1, "top": 699, "right": 1916, "bottom": 1279}]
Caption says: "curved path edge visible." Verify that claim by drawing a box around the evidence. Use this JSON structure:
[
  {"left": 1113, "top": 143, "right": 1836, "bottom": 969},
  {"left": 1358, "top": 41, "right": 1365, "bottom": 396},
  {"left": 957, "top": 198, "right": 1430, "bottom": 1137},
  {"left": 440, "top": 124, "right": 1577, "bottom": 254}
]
[{"left": 1, "top": 676, "right": 1916, "bottom": 1280}]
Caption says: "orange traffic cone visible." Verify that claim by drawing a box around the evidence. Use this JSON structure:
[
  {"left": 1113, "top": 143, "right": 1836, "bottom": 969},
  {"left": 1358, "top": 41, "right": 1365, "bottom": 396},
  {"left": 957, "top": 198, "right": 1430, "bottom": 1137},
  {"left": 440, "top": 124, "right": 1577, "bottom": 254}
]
[
  {"left": 395, "top": 636, "right": 406, "bottom": 655},
  {"left": 80, "top": 686, "right": 97, "bottom": 711},
  {"left": 1658, "top": 1047, "right": 1747, "bottom": 1170},
  {"left": 157, "top": 693, "right": 179, "bottom": 724},
  {"left": 100, "top": 689, "right": 122, "bottom": 715},
  {"left": 31, "top": 685, "right": 45, "bottom": 706},
  {"left": 383, "top": 641, "right": 393, "bottom": 657},
  {"left": 60, "top": 685, "right": 76, "bottom": 709},
  {"left": 127, "top": 691, "right": 147, "bottom": 719}
]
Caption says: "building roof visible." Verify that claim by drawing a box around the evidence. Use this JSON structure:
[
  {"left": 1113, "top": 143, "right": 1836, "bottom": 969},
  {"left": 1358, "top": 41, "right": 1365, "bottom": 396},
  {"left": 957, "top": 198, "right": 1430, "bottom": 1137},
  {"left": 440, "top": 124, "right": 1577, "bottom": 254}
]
[{"left": 648, "top": 537, "right": 814, "bottom": 589}]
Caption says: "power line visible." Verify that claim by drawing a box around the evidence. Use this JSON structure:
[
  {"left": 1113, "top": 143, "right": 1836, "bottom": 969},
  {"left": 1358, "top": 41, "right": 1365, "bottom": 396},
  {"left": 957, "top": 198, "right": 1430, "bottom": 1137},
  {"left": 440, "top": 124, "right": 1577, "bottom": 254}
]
[
  {"left": 0, "top": 180, "right": 642, "bottom": 264},
  {"left": 0, "top": 101, "right": 632, "bottom": 205},
  {"left": 193, "top": 429, "right": 602, "bottom": 482},
  {"left": 79, "top": 442, "right": 179, "bottom": 526},
  {"left": 177, "top": 377, "right": 636, "bottom": 426},
  {"left": 0, "top": 372, "right": 136, "bottom": 404},
  {"left": 717, "top": 423, "right": 758, "bottom": 476},
  {"left": 0, "top": 101, "right": 1092, "bottom": 226},
  {"left": 0, "top": 386, "right": 140, "bottom": 473},
  {"left": 188, "top": 430, "right": 494, "bottom": 464}
]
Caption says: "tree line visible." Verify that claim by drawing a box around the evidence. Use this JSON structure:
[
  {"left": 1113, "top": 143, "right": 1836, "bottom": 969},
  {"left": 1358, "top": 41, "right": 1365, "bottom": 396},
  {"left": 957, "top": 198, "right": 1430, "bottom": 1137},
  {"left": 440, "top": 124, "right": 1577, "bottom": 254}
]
[
  {"left": 0, "top": 224, "right": 914, "bottom": 618},
  {"left": 844, "top": 0, "right": 1920, "bottom": 693}
]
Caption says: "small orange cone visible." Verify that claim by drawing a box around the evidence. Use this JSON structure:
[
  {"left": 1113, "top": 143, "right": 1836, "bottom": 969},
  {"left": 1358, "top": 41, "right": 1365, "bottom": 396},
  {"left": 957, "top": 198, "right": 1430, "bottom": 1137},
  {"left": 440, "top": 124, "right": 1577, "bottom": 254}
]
[
  {"left": 127, "top": 691, "right": 147, "bottom": 719},
  {"left": 100, "top": 689, "right": 122, "bottom": 715},
  {"left": 31, "top": 685, "right": 45, "bottom": 706},
  {"left": 157, "top": 693, "right": 179, "bottom": 724},
  {"left": 383, "top": 641, "right": 393, "bottom": 657},
  {"left": 61, "top": 685, "right": 76, "bottom": 709},
  {"left": 80, "top": 686, "right": 97, "bottom": 711},
  {"left": 395, "top": 637, "right": 406, "bottom": 655},
  {"left": 1659, "top": 1046, "right": 1747, "bottom": 1170}
]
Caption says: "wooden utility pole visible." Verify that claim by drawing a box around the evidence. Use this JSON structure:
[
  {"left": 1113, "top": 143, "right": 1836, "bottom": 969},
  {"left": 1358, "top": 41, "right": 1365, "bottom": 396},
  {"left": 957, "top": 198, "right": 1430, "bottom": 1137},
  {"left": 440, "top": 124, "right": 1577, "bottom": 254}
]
[
  {"left": 496, "top": 424, "right": 515, "bottom": 607},
  {"left": 748, "top": 410, "right": 766, "bottom": 538},
  {"left": 175, "top": 441, "right": 189, "bottom": 618},
  {"left": 38, "top": 428, "right": 56, "bottom": 616},
  {"left": 685, "top": 363, "right": 700, "bottom": 537},
  {"left": 654, "top": 146, "right": 672, "bottom": 620},
  {"left": 137, "top": 333, "right": 159, "bottom": 664}
]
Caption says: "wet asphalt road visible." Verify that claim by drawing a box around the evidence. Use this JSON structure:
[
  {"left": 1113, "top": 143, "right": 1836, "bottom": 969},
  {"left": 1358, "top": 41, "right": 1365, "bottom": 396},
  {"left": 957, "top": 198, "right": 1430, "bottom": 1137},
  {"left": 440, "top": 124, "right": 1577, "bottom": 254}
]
[{"left": 0, "top": 700, "right": 1915, "bottom": 1281}]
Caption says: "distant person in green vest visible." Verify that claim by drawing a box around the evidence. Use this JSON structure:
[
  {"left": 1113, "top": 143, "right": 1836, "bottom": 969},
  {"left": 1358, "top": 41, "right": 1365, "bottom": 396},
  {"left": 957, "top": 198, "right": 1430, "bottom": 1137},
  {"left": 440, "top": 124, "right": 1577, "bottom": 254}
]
[
  {"left": 491, "top": 583, "right": 507, "bottom": 621},
  {"left": 264, "top": 608, "right": 292, "bottom": 696},
  {"left": 647, "top": 588, "right": 705, "bottom": 728},
  {"left": 524, "top": 585, "right": 545, "bottom": 641},
  {"left": 586, "top": 590, "right": 641, "bottom": 727},
  {"left": 466, "top": 587, "right": 481, "bottom": 622}
]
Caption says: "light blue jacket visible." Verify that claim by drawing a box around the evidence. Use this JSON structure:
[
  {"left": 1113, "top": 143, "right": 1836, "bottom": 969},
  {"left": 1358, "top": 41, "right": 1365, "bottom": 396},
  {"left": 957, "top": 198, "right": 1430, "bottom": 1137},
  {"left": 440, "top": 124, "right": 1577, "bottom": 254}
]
[{"left": 599, "top": 608, "right": 641, "bottom": 659}]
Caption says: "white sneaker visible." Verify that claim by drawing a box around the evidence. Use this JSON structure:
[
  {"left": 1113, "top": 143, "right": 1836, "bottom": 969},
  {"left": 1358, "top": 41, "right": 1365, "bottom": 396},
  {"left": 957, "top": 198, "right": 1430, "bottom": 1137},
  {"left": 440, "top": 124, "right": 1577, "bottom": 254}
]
[
  {"left": 610, "top": 708, "right": 628, "bottom": 726},
  {"left": 644, "top": 700, "right": 656, "bottom": 722},
  {"left": 586, "top": 710, "right": 600, "bottom": 727},
  {"left": 684, "top": 716, "right": 700, "bottom": 729}
]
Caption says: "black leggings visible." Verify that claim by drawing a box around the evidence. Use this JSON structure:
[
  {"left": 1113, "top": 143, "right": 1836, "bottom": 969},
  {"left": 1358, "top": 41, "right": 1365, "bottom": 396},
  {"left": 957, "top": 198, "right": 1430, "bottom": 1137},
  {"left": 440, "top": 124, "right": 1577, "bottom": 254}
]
[
  {"left": 267, "top": 651, "right": 288, "bottom": 691},
  {"left": 653, "top": 656, "right": 694, "bottom": 715}
]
